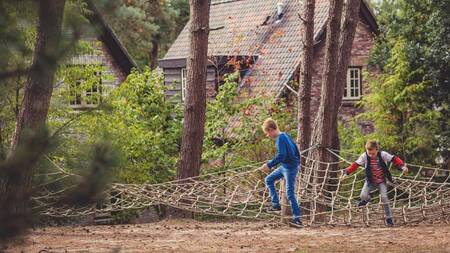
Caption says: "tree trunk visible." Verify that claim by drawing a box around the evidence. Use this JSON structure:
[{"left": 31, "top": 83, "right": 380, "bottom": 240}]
[
  {"left": 177, "top": 0, "right": 210, "bottom": 180},
  {"left": 306, "top": 1, "right": 361, "bottom": 223},
  {"left": 310, "top": 0, "right": 343, "bottom": 164},
  {"left": 15, "top": 74, "right": 22, "bottom": 118},
  {"left": 0, "top": 0, "right": 65, "bottom": 237},
  {"left": 10, "top": 0, "right": 65, "bottom": 150},
  {"left": 149, "top": 39, "right": 159, "bottom": 70},
  {"left": 307, "top": 0, "right": 343, "bottom": 222},
  {"left": 297, "top": 0, "right": 315, "bottom": 155},
  {"left": 0, "top": 121, "right": 3, "bottom": 160},
  {"left": 280, "top": 179, "right": 292, "bottom": 223},
  {"left": 327, "top": 0, "right": 362, "bottom": 194},
  {"left": 294, "top": 0, "right": 315, "bottom": 220},
  {"left": 331, "top": 0, "right": 361, "bottom": 151},
  {"left": 177, "top": 0, "right": 209, "bottom": 179}
]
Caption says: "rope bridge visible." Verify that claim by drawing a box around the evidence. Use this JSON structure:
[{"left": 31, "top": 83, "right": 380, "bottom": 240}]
[{"left": 33, "top": 147, "right": 450, "bottom": 226}]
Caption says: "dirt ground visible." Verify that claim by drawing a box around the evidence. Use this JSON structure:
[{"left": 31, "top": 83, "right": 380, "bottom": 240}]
[{"left": 4, "top": 219, "right": 450, "bottom": 253}]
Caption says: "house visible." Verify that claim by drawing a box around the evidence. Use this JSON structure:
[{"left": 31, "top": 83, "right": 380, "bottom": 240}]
[
  {"left": 62, "top": 1, "right": 138, "bottom": 109},
  {"left": 159, "top": 0, "right": 378, "bottom": 124}
]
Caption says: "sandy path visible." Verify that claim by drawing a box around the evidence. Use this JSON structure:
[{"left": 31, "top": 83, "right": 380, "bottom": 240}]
[{"left": 5, "top": 219, "right": 450, "bottom": 253}]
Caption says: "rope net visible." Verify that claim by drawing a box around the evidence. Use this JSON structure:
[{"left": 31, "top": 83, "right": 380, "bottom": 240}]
[{"left": 33, "top": 147, "right": 450, "bottom": 226}]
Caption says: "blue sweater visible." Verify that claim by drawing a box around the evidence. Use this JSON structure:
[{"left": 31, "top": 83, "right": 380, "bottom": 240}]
[{"left": 267, "top": 132, "right": 301, "bottom": 170}]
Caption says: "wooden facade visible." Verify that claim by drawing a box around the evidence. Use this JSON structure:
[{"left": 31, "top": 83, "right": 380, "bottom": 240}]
[
  {"left": 57, "top": 1, "right": 137, "bottom": 109},
  {"left": 160, "top": 55, "right": 257, "bottom": 102}
]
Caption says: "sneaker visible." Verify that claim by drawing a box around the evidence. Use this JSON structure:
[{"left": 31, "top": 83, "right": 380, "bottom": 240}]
[
  {"left": 385, "top": 218, "right": 394, "bottom": 227},
  {"left": 289, "top": 219, "right": 304, "bottom": 228},
  {"left": 266, "top": 205, "right": 281, "bottom": 212},
  {"left": 357, "top": 200, "right": 369, "bottom": 207}
]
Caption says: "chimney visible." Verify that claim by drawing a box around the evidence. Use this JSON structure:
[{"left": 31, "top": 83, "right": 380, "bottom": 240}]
[{"left": 276, "top": 2, "right": 284, "bottom": 22}]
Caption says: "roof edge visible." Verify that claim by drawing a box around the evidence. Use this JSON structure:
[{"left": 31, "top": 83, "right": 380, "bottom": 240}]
[
  {"left": 211, "top": 0, "right": 244, "bottom": 6},
  {"left": 85, "top": 0, "right": 140, "bottom": 74},
  {"left": 315, "top": 0, "right": 379, "bottom": 42},
  {"left": 361, "top": 0, "right": 379, "bottom": 34}
]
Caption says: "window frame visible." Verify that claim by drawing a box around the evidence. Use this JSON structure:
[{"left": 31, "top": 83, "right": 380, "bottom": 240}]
[
  {"left": 69, "top": 70, "right": 103, "bottom": 109},
  {"left": 181, "top": 68, "right": 187, "bottom": 101},
  {"left": 343, "top": 67, "right": 362, "bottom": 101},
  {"left": 69, "top": 80, "right": 83, "bottom": 107}
]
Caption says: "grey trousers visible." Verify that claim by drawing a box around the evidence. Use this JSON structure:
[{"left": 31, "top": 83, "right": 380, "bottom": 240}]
[{"left": 360, "top": 181, "right": 392, "bottom": 218}]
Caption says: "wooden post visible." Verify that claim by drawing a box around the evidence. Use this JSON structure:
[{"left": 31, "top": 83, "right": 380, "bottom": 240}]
[
  {"left": 297, "top": 0, "right": 315, "bottom": 154},
  {"left": 280, "top": 179, "right": 292, "bottom": 223}
]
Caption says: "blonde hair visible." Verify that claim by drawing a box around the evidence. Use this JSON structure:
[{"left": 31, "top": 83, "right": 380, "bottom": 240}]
[
  {"left": 365, "top": 140, "right": 380, "bottom": 150},
  {"left": 262, "top": 118, "right": 278, "bottom": 132}
]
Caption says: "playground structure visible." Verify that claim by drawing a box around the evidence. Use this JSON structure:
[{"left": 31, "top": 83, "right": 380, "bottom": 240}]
[{"left": 34, "top": 146, "right": 450, "bottom": 227}]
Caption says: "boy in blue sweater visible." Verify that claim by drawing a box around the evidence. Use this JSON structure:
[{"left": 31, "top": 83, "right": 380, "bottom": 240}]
[{"left": 259, "top": 118, "right": 302, "bottom": 227}]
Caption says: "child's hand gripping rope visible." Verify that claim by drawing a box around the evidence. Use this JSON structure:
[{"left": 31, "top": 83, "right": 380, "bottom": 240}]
[
  {"left": 400, "top": 165, "right": 409, "bottom": 177},
  {"left": 339, "top": 170, "right": 348, "bottom": 181},
  {"left": 258, "top": 164, "right": 270, "bottom": 174}
]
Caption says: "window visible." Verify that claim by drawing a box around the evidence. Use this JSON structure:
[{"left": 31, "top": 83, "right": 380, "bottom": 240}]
[
  {"left": 85, "top": 71, "right": 102, "bottom": 106},
  {"left": 69, "top": 71, "right": 102, "bottom": 108},
  {"left": 181, "top": 68, "right": 187, "bottom": 101},
  {"left": 344, "top": 67, "right": 362, "bottom": 100},
  {"left": 69, "top": 80, "right": 82, "bottom": 106}
]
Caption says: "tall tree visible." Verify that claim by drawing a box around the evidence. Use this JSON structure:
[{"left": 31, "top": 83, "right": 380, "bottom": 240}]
[
  {"left": 0, "top": 0, "right": 66, "bottom": 235},
  {"left": 331, "top": 0, "right": 362, "bottom": 152},
  {"left": 10, "top": 0, "right": 65, "bottom": 150},
  {"left": 303, "top": 1, "right": 366, "bottom": 221},
  {"left": 305, "top": 0, "right": 343, "bottom": 220},
  {"left": 309, "top": 0, "right": 343, "bottom": 165},
  {"left": 101, "top": 0, "right": 189, "bottom": 68},
  {"left": 297, "top": 0, "right": 315, "bottom": 155},
  {"left": 177, "top": 0, "right": 210, "bottom": 180},
  {"left": 363, "top": 0, "right": 449, "bottom": 165},
  {"left": 0, "top": 1, "right": 36, "bottom": 157}
]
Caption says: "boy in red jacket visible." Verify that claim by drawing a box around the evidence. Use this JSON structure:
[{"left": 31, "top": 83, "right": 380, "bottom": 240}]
[{"left": 340, "top": 140, "right": 408, "bottom": 226}]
